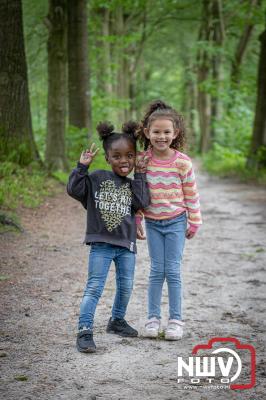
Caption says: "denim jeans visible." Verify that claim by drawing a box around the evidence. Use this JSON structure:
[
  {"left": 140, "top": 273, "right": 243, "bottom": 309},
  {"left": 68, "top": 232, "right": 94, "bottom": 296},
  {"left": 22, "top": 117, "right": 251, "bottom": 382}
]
[
  {"left": 78, "top": 243, "right": 135, "bottom": 330},
  {"left": 145, "top": 213, "right": 187, "bottom": 321}
]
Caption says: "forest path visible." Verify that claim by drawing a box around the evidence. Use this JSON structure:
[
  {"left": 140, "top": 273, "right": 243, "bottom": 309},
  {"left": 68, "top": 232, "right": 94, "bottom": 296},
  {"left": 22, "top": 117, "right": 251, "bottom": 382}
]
[{"left": 1, "top": 167, "right": 266, "bottom": 400}]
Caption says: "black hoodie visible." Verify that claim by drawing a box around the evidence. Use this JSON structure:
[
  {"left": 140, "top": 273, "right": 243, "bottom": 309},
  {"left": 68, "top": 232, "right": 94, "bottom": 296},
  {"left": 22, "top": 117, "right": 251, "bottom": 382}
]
[{"left": 67, "top": 162, "right": 150, "bottom": 253}]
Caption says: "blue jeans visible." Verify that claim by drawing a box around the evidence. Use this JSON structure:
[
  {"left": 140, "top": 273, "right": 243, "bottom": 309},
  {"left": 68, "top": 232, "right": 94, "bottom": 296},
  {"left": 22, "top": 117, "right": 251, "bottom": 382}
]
[
  {"left": 145, "top": 213, "right": 187, "bottom": 321},
  {"left": 78, "top": 243, "right": 136, "bottom": 330}
]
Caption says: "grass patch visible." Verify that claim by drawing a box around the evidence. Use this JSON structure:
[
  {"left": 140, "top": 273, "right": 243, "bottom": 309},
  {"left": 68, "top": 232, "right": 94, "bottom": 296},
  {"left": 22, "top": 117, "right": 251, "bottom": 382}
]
[
  {"left": 52, "top": 170, "right": 69, "bottom": 185},
  {"left": 0, "top": 145, "right": 110, "bottom": 231},
  {"left": 158, "top": 331, "right": 165, "bottom": 339},
  {"left": 0, "top": 161, "right": 61, "bottom": 210},
  {"left": 0, "top": 275, "right": 9, "bottom": 281},
  {"left": 14, "top": 375, "right": 28, "bottom": 382},
  {"left": 0, "top": 210, "right": 22, "bottom": 234}
]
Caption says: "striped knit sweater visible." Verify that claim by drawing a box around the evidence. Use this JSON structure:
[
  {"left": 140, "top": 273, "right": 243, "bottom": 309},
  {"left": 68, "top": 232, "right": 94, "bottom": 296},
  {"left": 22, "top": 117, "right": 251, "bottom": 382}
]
[{"left": 136, "top": 149, "right": 202, "bottom": 232}]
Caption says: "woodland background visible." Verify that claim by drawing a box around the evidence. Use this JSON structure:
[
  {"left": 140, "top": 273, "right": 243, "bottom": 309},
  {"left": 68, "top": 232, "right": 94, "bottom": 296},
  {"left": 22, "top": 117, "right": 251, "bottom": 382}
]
[{"left": 0, "top": 0, "right": 266, "bottom": 225}]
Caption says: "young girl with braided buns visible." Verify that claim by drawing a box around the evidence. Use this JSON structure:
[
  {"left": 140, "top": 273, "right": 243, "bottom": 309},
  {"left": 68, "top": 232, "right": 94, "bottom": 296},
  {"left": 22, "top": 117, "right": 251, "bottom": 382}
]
[
  {"left": 67, "top": 121, "right": 150, "bottom": 352},
  {"left": 136, "top": 100, "right": 202, "bottom": 340}
]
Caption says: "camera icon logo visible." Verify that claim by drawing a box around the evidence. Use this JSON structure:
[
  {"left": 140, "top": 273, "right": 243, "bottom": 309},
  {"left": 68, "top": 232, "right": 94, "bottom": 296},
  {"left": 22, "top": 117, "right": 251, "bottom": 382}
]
[{"left": 192, "top": 337, "right": 256, "bottom": 390}]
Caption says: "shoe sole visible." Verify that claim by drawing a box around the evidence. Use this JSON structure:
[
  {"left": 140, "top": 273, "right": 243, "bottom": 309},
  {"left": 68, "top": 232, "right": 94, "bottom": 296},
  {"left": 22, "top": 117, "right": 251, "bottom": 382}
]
[
  {"left": 76, "top": 344, "right": 97, "bottom": 353},
  {"left": 165, "top": 335, "right": 182, "bottom": 341},
  {"left": 106, "top": 329, "right": 138, "bottom": 337},
  {"left": 144, "top": 331, "right": 159, "bottom": 338}
]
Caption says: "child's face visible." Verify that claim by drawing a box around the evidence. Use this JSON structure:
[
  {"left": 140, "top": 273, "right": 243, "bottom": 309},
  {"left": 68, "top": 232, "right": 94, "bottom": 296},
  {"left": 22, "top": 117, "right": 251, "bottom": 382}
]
[
  {"left": 144, "top": 118, "right": 178, "bottom": 153},
  {"left": 106, "top": 138, "right": 136, "bottom": 177}
]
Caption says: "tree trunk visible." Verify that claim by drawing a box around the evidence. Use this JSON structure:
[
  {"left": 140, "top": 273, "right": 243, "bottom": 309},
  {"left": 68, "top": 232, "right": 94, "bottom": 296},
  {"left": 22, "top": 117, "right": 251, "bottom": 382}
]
[
  {"left": 197, "top": 0, "right": 225, "bottom": 151},
  {"left": 115, "top": 6, "right": 129, "bottom": 124},
  {"left": 129, "top": 8, "right": 147, "bottom": 121},
  {"left": 247, "top": 28, "right": 266, "bottom": 168},
  {"left": 45, "top": 0, "right": 68, "bottom": 172},
  {"left": 197, "top": 0, "right": 212, "bottom": 153},
  {"left": 129, "top": 68, "right": 137, "bottom": 120},
  {"left": 0, "top": 0, "right": 39, "bottom": 165},
  {"left": 198, "top": 63, "right": 212, "bottom": 153},
  {"left": 210, "top": 0, "right": 224, "bottom": 140},
  {"left": 93, "top": 5, "right": 113, "bottom": 120},
  {"left": 67, "top": 0, "right": 92, "bottom": 133},
  {"left": 101, "top": 7, "right": 113, "bottom": 96},
  {"left": 231, "top": 0, "right": 258, "bottom": 86},
  {"left": 182, "top": 62, "right": 198, "bottom": 149}
]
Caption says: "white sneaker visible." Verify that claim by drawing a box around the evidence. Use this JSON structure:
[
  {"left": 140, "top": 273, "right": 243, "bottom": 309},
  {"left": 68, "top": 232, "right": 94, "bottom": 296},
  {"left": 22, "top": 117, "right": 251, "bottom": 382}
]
[
  {"left": 144, "top": 317, "right": 160, "bottom": 338},
  {"left": 165, "top": 319, "right": 184, "bottom": 340}
]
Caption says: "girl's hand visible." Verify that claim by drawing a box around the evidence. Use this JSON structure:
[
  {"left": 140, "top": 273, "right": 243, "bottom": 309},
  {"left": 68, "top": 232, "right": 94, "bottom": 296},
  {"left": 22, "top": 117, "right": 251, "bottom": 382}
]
[
  {"left": 80, "top": 143, "right": 99, "bottom": 166},
  {"left": 186, "top": 228, "right": 196, "bottom": 240},
  {"left": 135, "top": 155, "right": 150, "bottom": 173},
  {"left": 137, "top": 223, "right": 146, "bottom": 240}
]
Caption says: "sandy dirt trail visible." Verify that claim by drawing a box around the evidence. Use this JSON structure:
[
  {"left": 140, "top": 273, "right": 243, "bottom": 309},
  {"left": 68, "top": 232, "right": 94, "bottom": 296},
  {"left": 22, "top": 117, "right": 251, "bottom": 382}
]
[{"left": 1, "top": 166, "right": 266, "bottom": 400}]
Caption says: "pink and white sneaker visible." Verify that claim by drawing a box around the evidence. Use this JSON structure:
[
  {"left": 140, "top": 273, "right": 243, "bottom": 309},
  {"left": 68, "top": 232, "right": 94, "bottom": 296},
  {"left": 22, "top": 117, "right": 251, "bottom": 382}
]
[
  {"left": 164, "top": 319, "right": 184, "bottom": 340},
  {"left": 144, "top": 317, "right": 160, "bottom": 338}
]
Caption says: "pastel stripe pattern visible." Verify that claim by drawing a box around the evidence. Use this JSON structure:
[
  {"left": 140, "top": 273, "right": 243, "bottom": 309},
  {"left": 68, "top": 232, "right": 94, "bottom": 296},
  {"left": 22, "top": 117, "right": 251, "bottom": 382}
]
[{"left": 136, "top": 150, "right": 202, "bottom": 230}]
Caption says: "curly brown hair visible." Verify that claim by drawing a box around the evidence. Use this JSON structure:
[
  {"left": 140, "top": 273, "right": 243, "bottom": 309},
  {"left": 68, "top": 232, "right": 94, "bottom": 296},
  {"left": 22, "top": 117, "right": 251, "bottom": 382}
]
[{"left": 137, "top": 100, "right": 186, "bottom": 151}]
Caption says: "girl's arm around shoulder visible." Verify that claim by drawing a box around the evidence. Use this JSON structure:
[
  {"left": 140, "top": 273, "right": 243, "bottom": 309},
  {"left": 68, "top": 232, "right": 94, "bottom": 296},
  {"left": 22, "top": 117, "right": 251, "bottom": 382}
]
[
  {"left": 130, "top": 172, "right": 150, "bottom": 211},
  {"left": 66, "top": 162, "right": 90, "bottom": 209}
]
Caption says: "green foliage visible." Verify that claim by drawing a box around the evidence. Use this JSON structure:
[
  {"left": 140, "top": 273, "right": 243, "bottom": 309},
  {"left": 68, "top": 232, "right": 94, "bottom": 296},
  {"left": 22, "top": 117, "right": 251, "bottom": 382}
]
[
  {"left": 202, "top": 143, "right": 266, "bottom": 184},
  {"left": 0, "top": 161, "right": 60, "bottom": 210},
  {"left": 0, "top": 138, "right": 35, "bottom": 167},
  {"left": 202, "top": 143, "right": 246, "bottom": 176},
  {"left": 66, "top": 126, "right": 89, "bottom": 164},
  {"left": 212, "top": 92, "right": 254, "bottom": 154},
  {"left": 65, "top": 125, "right": 110, "bottom": 171},
  {"left": 257, "top": 146, "right": 266, "bottom": 167},
  {"left": 51, "top": 171, "right": 69, "bottom": 185},
  {"left": 20, "top": 0, "right": 265, "bottom": 187}
]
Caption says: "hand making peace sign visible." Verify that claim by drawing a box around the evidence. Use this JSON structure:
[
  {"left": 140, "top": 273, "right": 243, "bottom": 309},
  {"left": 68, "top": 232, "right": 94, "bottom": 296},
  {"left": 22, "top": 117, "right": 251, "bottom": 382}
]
[{"left": 79, "top": 143, "right": 99, "bottom": 166}]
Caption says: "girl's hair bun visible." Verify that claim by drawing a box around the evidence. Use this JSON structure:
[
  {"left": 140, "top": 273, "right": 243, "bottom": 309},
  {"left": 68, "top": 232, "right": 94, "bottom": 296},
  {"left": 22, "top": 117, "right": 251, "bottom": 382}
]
[
  {"left": 96, "top": 121, "right": 115, "bottom": 140},
  {"left": 149, "top": 100, "right": 169, "bottom": 113},
  {"left": 122, "top": 121, "right": 139, "bottom": 138}
]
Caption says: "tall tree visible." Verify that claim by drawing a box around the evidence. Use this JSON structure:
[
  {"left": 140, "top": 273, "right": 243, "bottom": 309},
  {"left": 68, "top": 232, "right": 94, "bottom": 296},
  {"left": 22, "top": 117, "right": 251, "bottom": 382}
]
[
  {"left": 67, "top": 0, "right": 92, "bottom": 133},
  {"left": 114, "top": 5, "right": 130, "bottom": 122},
  {"left": 247, "top": 25, "right": 266, "bottom": 168},
  {"left": 45, "top": 0, "right": 68, "bottom": 171},
  {"left": 0, "top": 0, "right": 39, "bottom": 165},
  {"left": 96, "top": 5, "right": 113, "bottom": 97},
  {"left": 196, "top": 0, "right": 225, "bottom": 152},
  {"left": 112, "top": 2, "right": 148, "bottom": 122},
  {"left": 210, "top": 0, "right": 225, "bottom": 139},
  {"left": 230, "top": 0, "right": 259, "bottom": 86},
  {"left": 197, "top": 0, "right": 212, "bottom": 153}
]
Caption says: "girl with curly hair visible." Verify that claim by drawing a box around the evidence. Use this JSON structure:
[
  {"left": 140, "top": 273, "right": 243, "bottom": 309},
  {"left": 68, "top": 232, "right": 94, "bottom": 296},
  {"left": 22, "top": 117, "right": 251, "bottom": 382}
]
[{"left": 136, "top": 100, "right": 202, "bottom": 340}]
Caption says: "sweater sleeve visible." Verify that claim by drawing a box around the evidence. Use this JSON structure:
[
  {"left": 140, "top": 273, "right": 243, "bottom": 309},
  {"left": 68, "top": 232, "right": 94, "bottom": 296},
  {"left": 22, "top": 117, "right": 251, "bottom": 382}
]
[
  {"left": 130, "top": 173, "right": 150, "bottom": 212},
  {"left": 135, "top": 211, "right": 144, "bottom": 225},
  {"left": 181, "top": 161, "right": 202, "bottom": 230},
  {"left": 66, "top": 162, "right": 90, "bottom": 209}
]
